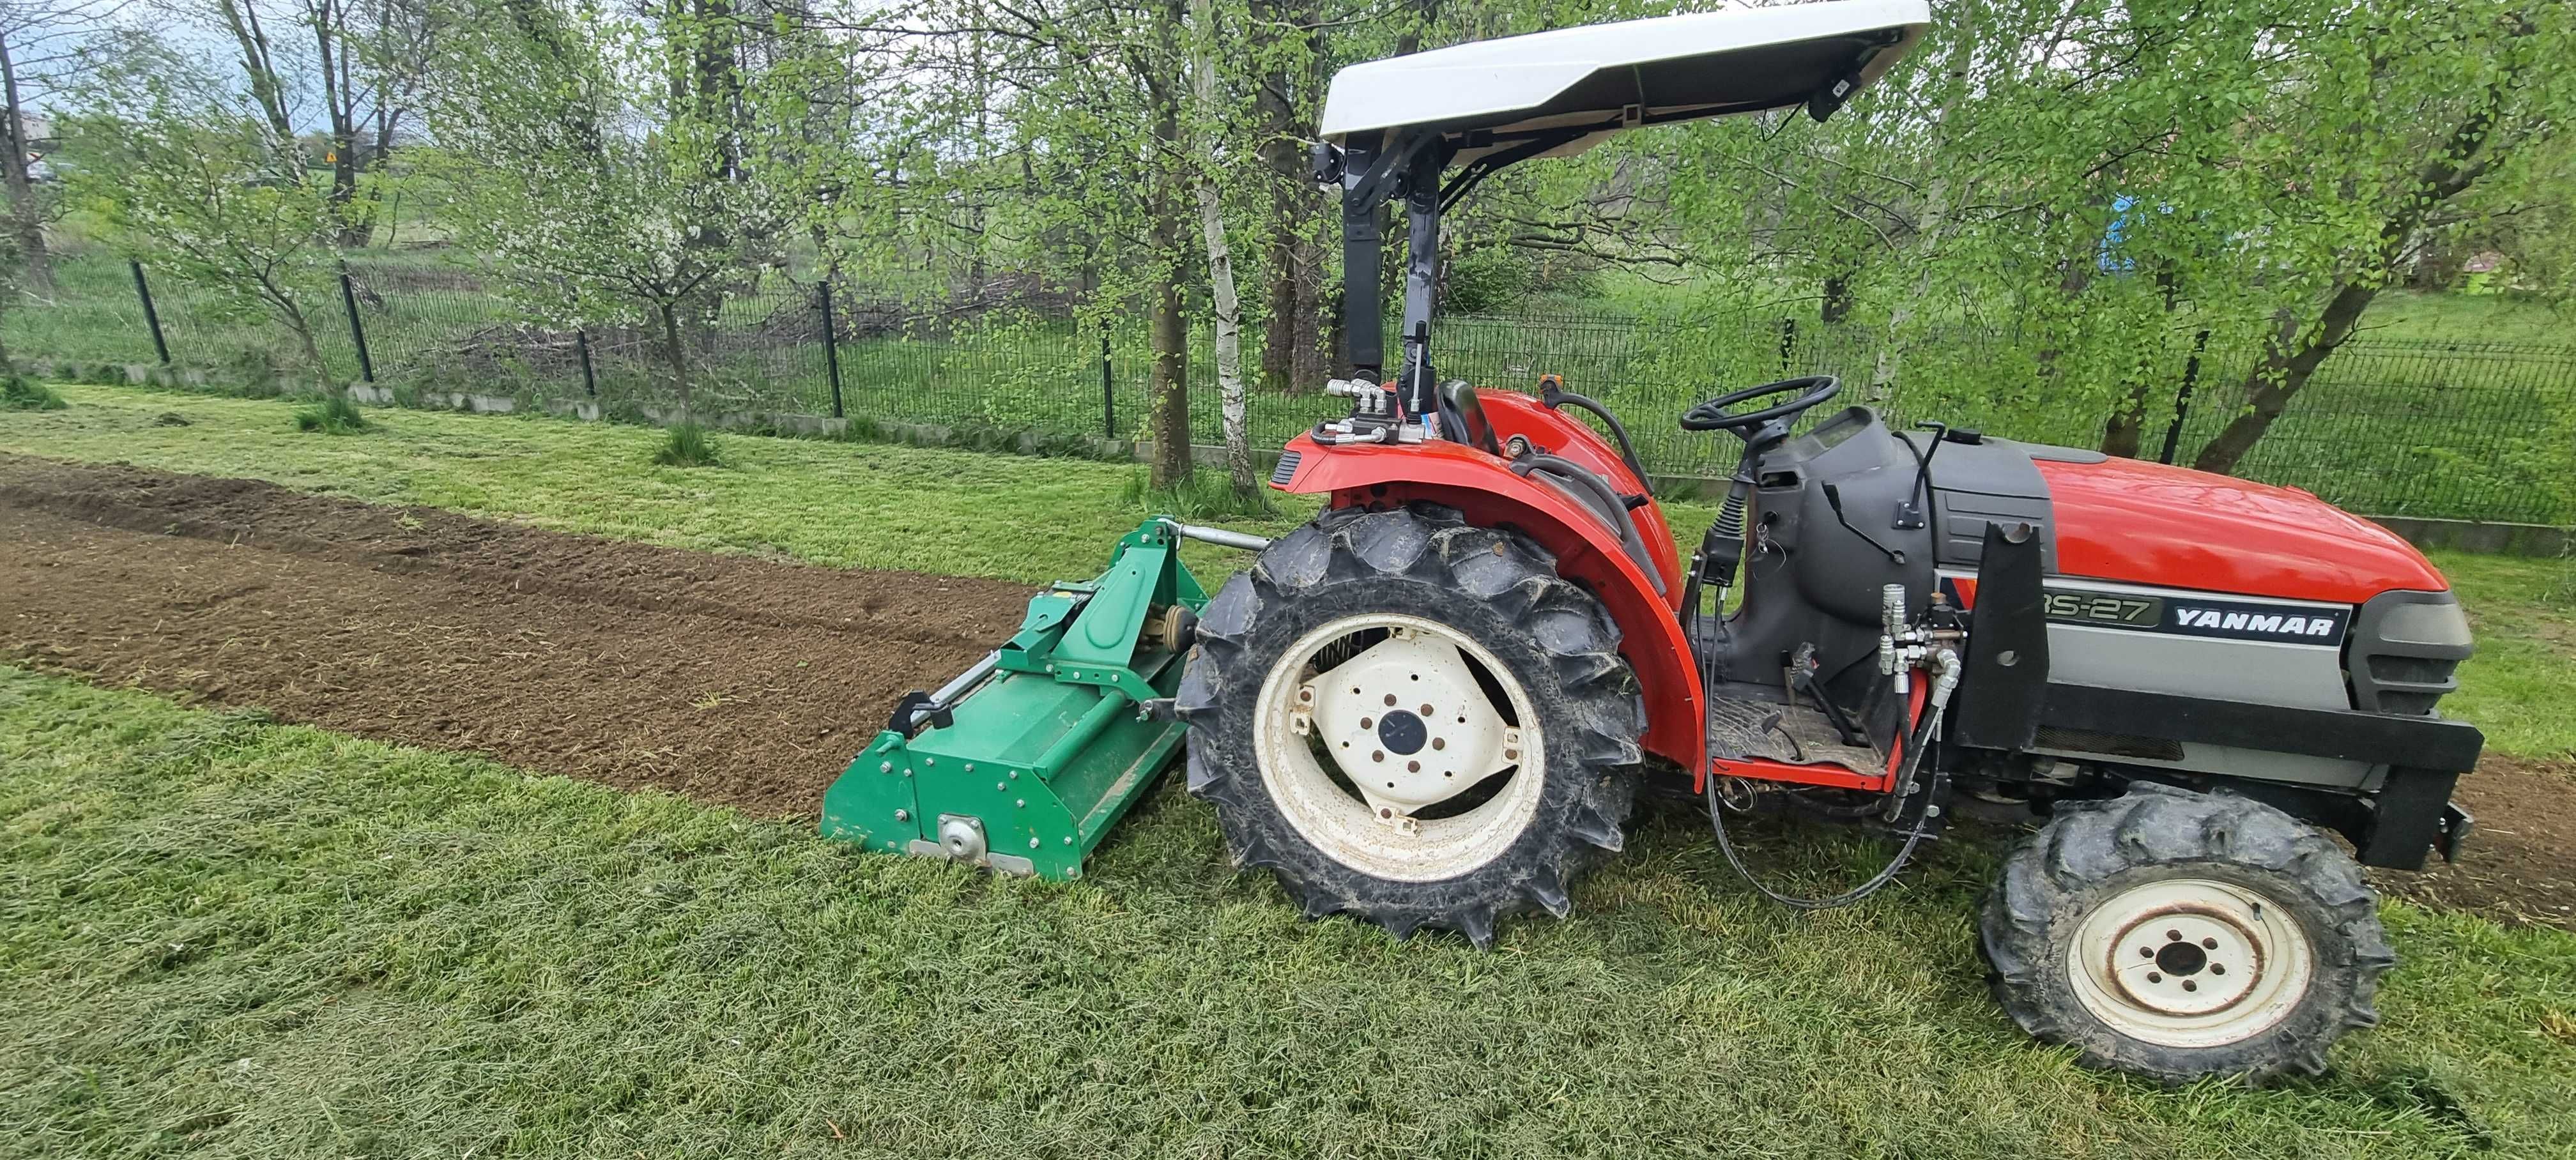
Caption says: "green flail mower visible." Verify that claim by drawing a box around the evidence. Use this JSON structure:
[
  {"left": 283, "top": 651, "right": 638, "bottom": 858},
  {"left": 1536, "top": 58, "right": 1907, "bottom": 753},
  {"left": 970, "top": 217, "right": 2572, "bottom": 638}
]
[{"left": 821, "top": 518, "right": 1255, "bottom": 878}]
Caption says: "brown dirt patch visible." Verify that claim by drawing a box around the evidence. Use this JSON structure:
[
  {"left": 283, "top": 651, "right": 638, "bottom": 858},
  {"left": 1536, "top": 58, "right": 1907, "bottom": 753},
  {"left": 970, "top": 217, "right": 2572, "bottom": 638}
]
[
  {"left": 2373, "top": 756, "right": 2576, "bottom": 930},
  {"left": 0, "top": 454, "right": 1031, "bottom": 816}
]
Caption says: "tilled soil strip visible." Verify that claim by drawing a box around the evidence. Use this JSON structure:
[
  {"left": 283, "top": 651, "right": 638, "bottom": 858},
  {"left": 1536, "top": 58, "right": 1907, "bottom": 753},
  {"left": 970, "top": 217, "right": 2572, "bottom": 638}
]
[
  {"left": 0, "top": 454, "right": 1031, "bottom": 816},
  {"left": 0, "top": 453, "right": 2566, "bottom": 928}
]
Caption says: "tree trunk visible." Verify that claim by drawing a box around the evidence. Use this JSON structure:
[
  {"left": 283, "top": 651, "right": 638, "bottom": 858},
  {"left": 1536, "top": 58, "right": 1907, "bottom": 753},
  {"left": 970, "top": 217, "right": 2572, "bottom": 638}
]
[
  {"left": 0, "top": 33, "right": 51, "bottom": 294},
  {"left": 282, "top": 308, "right": 336, "bottom": 393},
  {"left": 1147, "top": 258, "right": 1191, "bottom": 489},
  {"left": 2099, "top": 383, "right": 2153, "bottom": 459},
  {"left": 1190, "top": 0, "right": 1255, "bottom": 495},
  {"left": 1290, "top": 226, "right": 1328, "bottom": 389},
  {"left": 1144, "top": 0, "right": 1192, "bottom": 490},
  {"left": 1819, "top": 273, "right": 1851, "bottom": 325},
  {"left": 2191, "top": 293, "right": 2371, "bottom": 475},
  {"left": 2194, "top": 66, "right": 2522, "bottom": 476},
  {"left": 658, "top": 300, "right": 695, "bottom": 420},
  {"left": 309, "top": 0, "right": 370, "bottom": 247},
  {"left": 216, "top": 0, "right": 296, "bottom": 141}
]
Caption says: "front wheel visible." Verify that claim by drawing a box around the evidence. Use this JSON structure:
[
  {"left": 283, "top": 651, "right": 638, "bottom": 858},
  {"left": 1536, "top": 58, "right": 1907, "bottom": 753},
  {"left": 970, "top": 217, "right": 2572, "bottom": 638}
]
[
  {"left": 1981, "top": 782, "right": 2395, "bottom": 1083},
  {"left": 1176, "top": 503, "right": 1644, "bottom": 947}
]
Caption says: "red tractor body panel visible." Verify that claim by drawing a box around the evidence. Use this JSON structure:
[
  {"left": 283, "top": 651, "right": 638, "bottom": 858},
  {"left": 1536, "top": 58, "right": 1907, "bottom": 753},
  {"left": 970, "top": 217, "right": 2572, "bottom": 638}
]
[
  {"left": 1272, "top": 397, "right": 1705, "bottom": 775},
  {"left": 2035, "top": 456, "right": 2448, "bottom": 603}
]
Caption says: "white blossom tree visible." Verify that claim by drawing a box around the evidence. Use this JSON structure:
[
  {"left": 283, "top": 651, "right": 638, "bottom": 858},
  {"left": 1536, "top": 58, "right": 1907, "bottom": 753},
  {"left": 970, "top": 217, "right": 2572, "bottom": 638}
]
[{"left": 417, "top": 0, "right": 807, "bottom": 419}]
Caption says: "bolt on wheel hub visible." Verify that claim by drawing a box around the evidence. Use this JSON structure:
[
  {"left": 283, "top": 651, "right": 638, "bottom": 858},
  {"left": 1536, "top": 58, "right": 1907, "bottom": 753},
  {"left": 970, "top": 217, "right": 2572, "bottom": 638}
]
[
  {"left": 1292, "top": 625, "right": 1523, "bottom": 821},
  {"left": 1259, "top": 614, "right": 1545, "bottom": 881},
  {"left": 2106, "top": 906, "right": 2262, "bottom": 1017}
]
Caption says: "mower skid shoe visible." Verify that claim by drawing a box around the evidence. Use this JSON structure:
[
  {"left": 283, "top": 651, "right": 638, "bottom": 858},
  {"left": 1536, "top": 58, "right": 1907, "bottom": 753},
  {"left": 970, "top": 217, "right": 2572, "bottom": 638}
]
[{"left": 818, "top": 519, "right": 1210, "bottom": 881}]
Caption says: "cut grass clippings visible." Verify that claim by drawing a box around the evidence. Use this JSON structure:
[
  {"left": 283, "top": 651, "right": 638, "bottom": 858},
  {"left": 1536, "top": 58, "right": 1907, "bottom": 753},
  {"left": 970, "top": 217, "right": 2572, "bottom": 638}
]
[{"left": 4, "top": 667, "right": 2573, "bottom": 1158}]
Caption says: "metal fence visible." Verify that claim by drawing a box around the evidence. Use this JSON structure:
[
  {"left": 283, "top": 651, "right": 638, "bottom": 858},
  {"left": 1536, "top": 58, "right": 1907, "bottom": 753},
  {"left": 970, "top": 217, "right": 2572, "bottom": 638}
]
[{"left": 16, "top": 252, "right": 2574, "bottom": 526}]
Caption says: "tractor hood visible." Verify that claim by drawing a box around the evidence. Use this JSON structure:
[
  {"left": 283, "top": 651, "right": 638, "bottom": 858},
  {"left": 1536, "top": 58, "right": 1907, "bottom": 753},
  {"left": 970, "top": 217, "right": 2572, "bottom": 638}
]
[
  {"left": 1319, "top": 0, "right": 1929, "bottom": 162},
  {"left": 2034, "top": 455, "right": 2447, "bottom": 606}
]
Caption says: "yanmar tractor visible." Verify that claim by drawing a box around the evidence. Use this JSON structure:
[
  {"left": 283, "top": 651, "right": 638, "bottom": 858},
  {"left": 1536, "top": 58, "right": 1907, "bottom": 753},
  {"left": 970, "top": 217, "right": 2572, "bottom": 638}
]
[{"left": 823, "top": 0, "right": 2484, "bottom": 1082}]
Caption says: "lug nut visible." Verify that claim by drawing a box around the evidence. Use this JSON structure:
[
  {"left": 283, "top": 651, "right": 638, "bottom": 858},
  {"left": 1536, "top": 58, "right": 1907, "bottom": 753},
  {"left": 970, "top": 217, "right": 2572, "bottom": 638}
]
[
  {"left": 1383, "top": 694, "right": 1397, "bottom": 707},
  {"left": 2146, "top": 972, "right": 2162, "bottom": 983},
  {"left": 2202, "top": 937, "right": 2218, "bottom": 949},
  {"left": 2182, "top": 980, "right": 2198, "bottom": 992}
]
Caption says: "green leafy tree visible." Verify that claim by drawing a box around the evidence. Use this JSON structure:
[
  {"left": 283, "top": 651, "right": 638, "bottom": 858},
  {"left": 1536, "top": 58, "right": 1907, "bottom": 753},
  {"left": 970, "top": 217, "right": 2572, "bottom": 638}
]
[
  {"left": 418, "top": 0, "right": 804, "bottom": 420},
  {"left": 61, "top": 44, "right": 345, "bottom": 387}
]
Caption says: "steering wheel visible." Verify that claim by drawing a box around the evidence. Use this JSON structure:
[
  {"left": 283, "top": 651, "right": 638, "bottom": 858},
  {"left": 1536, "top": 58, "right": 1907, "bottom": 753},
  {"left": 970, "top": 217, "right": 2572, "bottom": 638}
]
[{"left": 1680, "top": 375, "right": 1842, "bottom": 437}]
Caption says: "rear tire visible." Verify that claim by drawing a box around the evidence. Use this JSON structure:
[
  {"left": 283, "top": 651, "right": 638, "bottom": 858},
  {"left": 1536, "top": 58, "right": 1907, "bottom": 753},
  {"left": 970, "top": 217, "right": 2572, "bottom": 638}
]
[
  {"left": 1981, "top": 782, "right": 2395, "bottom": 1083},
  {"left": 1177, "top": 503, "right": 1644, "bottom": 947}
]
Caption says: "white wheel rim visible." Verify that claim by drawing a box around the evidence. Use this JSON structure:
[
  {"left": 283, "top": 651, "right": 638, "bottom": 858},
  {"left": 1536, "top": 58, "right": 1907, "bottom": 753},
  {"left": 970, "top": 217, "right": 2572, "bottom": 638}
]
[
  {"left": 2067, "top": 877, "right": 2316, "bottom": 1049},
  {"left": 1253, "top": 613, "right": 1545, "bottom": 883}
]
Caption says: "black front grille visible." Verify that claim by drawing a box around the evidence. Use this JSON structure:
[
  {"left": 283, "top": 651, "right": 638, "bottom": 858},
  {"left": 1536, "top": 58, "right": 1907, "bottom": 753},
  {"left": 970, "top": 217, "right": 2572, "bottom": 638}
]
[
  {"left": 2347, "top": 590, "right": 2472, "bottom": 715},
  {"left": 1269, "top": 450, "right": 1302, "bottom": 487}
]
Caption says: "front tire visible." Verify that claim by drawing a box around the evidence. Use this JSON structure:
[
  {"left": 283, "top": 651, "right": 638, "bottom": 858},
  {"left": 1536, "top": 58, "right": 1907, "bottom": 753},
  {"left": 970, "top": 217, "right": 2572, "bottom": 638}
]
[
  {"left": 1176, "top": 503, "right": 1644, "bottom": 947},
  {"left": 1981, "top": 782, "right": 2395, "bottom": 1083}
]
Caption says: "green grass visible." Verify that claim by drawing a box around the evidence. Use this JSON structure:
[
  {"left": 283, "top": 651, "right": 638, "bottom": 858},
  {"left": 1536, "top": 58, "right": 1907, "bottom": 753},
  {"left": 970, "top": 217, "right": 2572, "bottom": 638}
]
[
  {"left": 0, "top": 381, "right": 1322, "bottom": 584},
  {"left": 4, "top": 382, "right": 2576, "bottom": 1154},
  {"left": 2361, "top": 291, "right": 2571, "bottom": 346},
  {"left": 2428, "top": 549, "right": 2576, "bottom": 762},
  {"left": 5, "top": 669, "right": 2574, "bottom": 1158}
]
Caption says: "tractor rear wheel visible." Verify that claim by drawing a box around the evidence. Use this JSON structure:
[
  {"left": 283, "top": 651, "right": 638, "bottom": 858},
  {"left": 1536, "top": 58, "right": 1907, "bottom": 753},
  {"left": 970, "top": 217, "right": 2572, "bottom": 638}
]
[
  {"left": 1177, "top": 503, "right": 1644, "bottom": 947},
  {"left": 1980, "top": 782, "right": 2395, "bottom": 1083}
]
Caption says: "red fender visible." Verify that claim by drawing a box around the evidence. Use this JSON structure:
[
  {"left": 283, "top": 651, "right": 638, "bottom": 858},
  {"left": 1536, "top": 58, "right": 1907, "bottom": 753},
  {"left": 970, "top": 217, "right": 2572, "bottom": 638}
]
[{"left": 1271, "top": 395, "right": 1702, "bottom": 775}]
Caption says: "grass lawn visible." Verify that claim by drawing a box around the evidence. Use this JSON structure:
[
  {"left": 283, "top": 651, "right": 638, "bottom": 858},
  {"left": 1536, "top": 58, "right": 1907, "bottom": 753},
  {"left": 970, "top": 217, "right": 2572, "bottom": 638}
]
[{"left": 3, "top": 383, "right": 2574, "bottom": 1157}]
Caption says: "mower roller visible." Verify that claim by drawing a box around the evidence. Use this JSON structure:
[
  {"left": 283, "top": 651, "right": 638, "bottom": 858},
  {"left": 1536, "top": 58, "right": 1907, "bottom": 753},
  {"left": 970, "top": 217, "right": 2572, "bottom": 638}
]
[{"left": 823, "top": 0, "right": 2485, "bottom": 1084}]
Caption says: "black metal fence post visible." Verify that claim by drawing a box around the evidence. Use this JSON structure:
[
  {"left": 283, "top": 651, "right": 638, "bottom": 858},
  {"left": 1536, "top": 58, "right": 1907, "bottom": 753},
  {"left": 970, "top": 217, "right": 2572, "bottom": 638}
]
[
  {"left": 818, "top": 279, "right": 845, "bottom": 418},
  {"left": 2158, "top": 329, "right": 2211, "bottom": 465},
  {"left": 339, "top": 270, "right": 376, "bottom": 383},
  {"left": 574, "top": 328, "right": 598, "bottom": 397},
  {"left": 1101, "top": 320, "right": 1115, "bottom": 438},
  {"left": 130, "top": 261, "right": 171, "bottom": 365}
]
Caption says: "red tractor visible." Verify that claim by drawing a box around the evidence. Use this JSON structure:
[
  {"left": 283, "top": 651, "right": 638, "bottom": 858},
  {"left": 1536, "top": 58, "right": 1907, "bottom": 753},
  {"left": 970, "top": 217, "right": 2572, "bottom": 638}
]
[{"left": 831, "top": 0, "right": 2481, "bottom": 1083}]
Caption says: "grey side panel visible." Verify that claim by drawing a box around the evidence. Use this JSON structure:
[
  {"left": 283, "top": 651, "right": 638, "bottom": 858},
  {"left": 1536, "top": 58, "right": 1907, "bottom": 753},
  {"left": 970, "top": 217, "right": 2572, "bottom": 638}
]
[{"left": 2046, "top": 622, "right": 2350, "bottom": 711}]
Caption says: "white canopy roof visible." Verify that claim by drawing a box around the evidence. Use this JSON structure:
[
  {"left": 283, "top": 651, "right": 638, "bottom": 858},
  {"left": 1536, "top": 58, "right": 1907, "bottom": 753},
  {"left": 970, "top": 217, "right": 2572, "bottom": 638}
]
[{"left": 1319, "top": 0, "right": 1929, "bottom": 159}]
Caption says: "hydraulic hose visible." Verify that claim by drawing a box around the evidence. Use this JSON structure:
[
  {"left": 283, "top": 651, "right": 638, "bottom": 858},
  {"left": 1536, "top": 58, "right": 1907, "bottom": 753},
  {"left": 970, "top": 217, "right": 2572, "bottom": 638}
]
[
  {"left": 1703, "top": 698, "right": 1945, "bottom": 911},
  {"left": 1542, "top": 390, "right": 1653, "bottom": 498}
]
